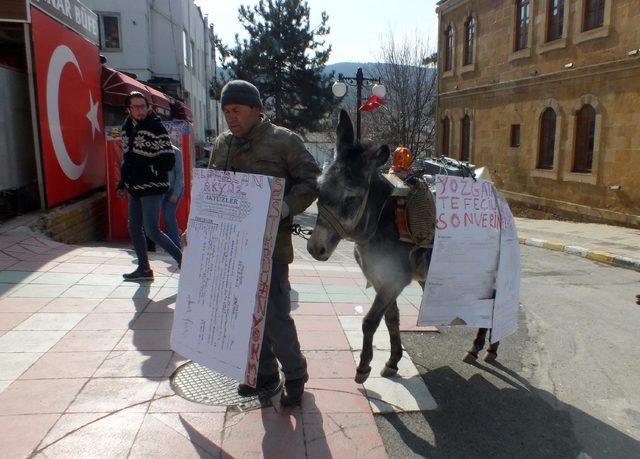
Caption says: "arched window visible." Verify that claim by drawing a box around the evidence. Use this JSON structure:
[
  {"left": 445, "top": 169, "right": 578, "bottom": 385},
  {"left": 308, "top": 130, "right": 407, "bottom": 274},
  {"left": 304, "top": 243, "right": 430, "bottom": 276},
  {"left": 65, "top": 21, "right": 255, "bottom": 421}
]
[
  {"left": 463, "top": 17, "right": 475, "bottom": 66},
  {"left": 538, "top": 108, "right": 556, "bottom": 169},
  {"left": 460, "top": 115, "right": 471, "bottom": 161},
  {"left": 584, "top": 0, "right": 605, "bottom": 31},
  {"left": 573, "top": 105, "right": 596, "bottom": 172},
  {"left": 547, "top": 0, "right": 564, "bottom": 41},
  {"left": 444, "top": 26, "right": 453, "bottom": 71},
  {"left": 515, "top": 0, "right": 530, "bottom": 51},
  {"left": 441, "top": 117, "right": 450, "bottom": 156}
]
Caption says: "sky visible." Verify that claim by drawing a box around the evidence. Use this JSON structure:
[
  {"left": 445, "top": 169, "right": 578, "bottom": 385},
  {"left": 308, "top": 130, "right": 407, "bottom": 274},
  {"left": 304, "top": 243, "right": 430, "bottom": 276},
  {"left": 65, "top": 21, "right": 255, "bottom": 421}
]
[{"left": 196, "top": 0, "right": 440, "bottom": 64}]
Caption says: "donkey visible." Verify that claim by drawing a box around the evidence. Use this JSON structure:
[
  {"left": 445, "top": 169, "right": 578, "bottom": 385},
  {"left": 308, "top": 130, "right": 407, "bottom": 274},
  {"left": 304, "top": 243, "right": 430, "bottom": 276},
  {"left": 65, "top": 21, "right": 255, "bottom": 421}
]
[{"left": 307, "top": 110, "right": 498, "bottom": 384}]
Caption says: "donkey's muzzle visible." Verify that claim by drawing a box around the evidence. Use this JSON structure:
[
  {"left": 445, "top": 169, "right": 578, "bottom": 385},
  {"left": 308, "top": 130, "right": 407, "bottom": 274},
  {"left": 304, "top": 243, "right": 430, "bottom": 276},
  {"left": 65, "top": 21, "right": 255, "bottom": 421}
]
[
  {"left": 307, "top": 224, "right": 339, "bottom": 261},
  {"left": 307, "top": 236, "right": 330, "bottom": 261}
]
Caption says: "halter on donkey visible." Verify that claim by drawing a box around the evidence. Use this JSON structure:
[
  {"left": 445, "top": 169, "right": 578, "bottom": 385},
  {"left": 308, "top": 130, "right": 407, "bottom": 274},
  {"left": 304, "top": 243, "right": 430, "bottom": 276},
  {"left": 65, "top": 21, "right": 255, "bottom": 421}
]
[{"left": 307, "top": 110, "right": 498, "bottom": 384}]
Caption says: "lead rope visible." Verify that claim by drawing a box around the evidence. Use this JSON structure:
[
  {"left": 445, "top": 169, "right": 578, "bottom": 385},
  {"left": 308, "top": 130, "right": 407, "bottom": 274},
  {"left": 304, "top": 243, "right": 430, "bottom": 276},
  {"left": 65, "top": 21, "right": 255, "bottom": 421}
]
[{"left": 290, "top": 224, "right": 313, "bottom": 240}]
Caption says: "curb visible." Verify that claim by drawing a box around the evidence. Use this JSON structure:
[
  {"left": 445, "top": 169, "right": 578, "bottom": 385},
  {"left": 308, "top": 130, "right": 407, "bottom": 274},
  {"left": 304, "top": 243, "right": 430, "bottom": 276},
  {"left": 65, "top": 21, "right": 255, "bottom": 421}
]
[{"left": 519, "top": 237, "right": 640, "bottom": 272}]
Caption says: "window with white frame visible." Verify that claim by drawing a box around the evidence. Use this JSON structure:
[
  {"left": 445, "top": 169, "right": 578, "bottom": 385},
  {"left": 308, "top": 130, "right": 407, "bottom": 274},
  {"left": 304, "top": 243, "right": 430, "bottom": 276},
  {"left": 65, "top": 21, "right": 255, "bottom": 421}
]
[
  {"left": 538, "top": 108, "right": 557, "bottom": 169},
  {"left": 583, "top": 0, "right": 605, "bottom": 32},
  {"left": 573, "top": 104, "right": 596, "bottom": 173},
  {"left": 441, "top": 117, "right": 451, "bottom": 156},
  {"left": 98, "top": 13, "right": 121, "bottom": 51},
  {"left": 460, "top": 115, "right": 471, "bottom": 161},
  {"left": 183, "top": 30, "right": 191, "bottom": 67},
  {"left": 191, "top": 40, "right": 196, "bottom": 70},
  {"left": 444, "top": 26, "right": 453, "bottom": 71},
  {"left": 514, "top": 0, "right": 530, "bottom": 51},
  {"left": 546, "top": 0, "right": 564, "bottom": 42},
  {"left": 463, "top": 17, "right": 475, "bottom": 66}
]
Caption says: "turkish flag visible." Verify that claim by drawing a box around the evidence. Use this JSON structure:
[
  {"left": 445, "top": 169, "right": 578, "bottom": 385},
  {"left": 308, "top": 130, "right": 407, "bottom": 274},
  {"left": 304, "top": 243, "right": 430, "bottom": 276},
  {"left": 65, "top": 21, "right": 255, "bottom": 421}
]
[
  {"left": 31, "top": 8, "right": 106, "bottom": 207},
  {"left": 358, "top": 95, "right": 388, "bottom": 112}
]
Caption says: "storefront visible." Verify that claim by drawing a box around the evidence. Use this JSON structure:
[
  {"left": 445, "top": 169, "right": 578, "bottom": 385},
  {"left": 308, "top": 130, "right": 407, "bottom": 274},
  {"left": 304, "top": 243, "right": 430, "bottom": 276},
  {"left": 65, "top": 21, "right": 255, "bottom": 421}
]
[{"left": 0, "top": 0, "right": 193, "bottom": 240}]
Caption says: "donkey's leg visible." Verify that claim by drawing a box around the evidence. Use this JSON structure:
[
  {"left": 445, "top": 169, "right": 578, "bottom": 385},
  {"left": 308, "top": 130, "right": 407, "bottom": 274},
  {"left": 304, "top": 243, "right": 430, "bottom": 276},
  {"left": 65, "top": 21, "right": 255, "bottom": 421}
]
[
  {"left": 381, "top": 301, "right": 402, "bottom": 377},
  {"left": 355, "top": 290, "right": 400, "bottom": 383},
  {"left": 483, "top": 330, "right": 499, "bottom": 362},
  {"left": 463, "top": 328, "right": 488, "bottom": 363}
]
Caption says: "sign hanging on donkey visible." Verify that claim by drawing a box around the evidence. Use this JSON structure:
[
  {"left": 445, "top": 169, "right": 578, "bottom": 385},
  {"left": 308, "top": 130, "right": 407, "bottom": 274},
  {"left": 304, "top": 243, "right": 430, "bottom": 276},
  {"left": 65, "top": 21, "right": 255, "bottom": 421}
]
[{"left": 418, "top": 175, "right": 520, "bottom": 343}]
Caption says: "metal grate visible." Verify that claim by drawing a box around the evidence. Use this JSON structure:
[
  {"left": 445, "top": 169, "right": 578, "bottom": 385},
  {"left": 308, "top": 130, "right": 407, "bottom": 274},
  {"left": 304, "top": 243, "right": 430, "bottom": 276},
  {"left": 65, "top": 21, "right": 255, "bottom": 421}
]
[{"left": 170, "top": 361, "right": 283, "bottom": 411}]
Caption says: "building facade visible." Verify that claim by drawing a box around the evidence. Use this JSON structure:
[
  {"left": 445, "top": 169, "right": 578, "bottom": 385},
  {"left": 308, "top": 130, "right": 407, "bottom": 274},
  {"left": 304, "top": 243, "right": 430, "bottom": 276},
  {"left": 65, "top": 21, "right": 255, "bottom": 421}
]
[
  {"left": 436, "top": 0, "right": 640, "bottom": 227},
  {"left": 83, "top": 0, "right": 218, "bottom": 142}
]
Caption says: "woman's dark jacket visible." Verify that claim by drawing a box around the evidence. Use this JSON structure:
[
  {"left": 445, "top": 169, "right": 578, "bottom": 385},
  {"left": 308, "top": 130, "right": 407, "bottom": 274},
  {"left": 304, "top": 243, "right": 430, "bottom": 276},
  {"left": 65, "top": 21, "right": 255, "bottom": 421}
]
[{"left": 117, "top": 112, "right": 175, "bottom": 197}]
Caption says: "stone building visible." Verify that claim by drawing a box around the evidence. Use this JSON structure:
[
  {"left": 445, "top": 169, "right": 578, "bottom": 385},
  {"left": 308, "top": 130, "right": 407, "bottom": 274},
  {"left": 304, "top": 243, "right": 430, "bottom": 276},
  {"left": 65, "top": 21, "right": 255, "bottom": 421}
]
[{"left": 435, "top": 0, "right": 640, "bottom": 227}]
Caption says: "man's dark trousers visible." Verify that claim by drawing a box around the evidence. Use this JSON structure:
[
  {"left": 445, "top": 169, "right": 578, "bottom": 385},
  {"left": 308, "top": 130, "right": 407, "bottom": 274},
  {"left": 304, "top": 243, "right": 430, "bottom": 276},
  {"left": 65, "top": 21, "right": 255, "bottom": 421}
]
[{"left": 258, "top": 263, "right": 307, "bottom": 381}]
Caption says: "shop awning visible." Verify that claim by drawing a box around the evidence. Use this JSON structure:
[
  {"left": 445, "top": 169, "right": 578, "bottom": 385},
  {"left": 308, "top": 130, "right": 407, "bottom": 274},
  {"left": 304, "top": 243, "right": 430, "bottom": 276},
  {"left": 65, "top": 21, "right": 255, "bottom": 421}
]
[
  {"left": 101, "top": 66, "right": 172, "bottom": 117},
  {"left": 171, "top": 99, "right": 193, "bottom": 120},
  {"left": 144, "top": 85, "right": 172, "bottom": 117}
]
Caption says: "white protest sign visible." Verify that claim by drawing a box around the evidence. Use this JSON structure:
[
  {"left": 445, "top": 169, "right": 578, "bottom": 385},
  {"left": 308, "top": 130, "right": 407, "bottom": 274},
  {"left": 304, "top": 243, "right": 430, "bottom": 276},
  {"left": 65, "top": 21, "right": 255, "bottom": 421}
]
[
  {"left": 418, "top": 175, "right": 500, "bottom": 328},
  {"left": 490, "top": 191, "right": 520, "bottom": 343},
  {"left": 418, "top": 175, "right": 520, "bottom": 340},
  {"left": 170, "top": 168, "right": 283, "bottom": 387}
]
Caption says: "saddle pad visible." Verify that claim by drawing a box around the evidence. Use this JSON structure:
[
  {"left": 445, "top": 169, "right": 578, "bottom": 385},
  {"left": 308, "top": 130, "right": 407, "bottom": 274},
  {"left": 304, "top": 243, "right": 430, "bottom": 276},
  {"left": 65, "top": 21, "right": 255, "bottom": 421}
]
[{"left": 406, "top": 187, "right": 436, "bottom": 247}]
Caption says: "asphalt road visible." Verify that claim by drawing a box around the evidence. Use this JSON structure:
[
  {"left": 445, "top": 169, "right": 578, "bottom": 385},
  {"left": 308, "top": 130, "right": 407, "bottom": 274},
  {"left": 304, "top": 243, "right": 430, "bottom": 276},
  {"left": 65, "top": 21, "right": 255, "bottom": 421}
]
[
  {"left": 376, "top": 246, "right": 640, "bottom": 458},
  {"left": 292, "top": 210, "right": 640, "bottom": 457}
]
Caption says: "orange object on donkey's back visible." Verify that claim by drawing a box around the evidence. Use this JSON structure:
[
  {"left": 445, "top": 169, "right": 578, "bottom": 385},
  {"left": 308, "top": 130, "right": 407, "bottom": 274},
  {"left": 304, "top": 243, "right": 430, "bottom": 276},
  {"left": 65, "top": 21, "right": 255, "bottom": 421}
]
[{"left": 391, "top": 146, "right": 414, "bottom": 173}]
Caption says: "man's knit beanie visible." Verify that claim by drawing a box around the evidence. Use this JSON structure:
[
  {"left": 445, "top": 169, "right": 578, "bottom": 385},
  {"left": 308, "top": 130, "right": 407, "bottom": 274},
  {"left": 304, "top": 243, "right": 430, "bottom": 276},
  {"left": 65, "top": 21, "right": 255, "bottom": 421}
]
[{"left": 220, "top": 80, "right": 262, "bottom": 109}]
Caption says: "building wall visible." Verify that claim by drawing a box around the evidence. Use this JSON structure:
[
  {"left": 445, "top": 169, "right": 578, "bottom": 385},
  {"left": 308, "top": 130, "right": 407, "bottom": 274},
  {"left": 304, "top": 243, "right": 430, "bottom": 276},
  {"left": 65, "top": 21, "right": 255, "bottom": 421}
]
[
  {"left": 39, "top": 192, "right": 107, "bottom": 243},
  {"left": 84, "top": 0, "right": 213, "bottom": 143},
  {"left": 436, "top": 0, "right": 640, "bottom": 226},
  {"left": 87, "top": 0, "right": 150, "bottom": 78},
  {"left": 149, "top": 0, "right": 185, "bottom": 80}
]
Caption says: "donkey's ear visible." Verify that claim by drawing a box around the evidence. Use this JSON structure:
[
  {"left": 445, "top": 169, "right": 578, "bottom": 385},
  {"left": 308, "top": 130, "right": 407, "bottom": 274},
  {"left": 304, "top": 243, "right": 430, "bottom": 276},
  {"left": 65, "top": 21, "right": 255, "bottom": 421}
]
[
  {"left": 374, "top": 145, "right": 390, "bottom": 168},
  {"left": 336, "top": 110, "right": 354, "bottom": 148}
]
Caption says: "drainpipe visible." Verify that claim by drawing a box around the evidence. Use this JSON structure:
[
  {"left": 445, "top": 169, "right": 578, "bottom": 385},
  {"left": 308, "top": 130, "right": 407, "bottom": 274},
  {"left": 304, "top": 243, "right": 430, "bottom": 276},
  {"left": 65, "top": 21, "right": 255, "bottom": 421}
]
[{"left": 148, "top": 0, "right": 154, "bottom": 80}]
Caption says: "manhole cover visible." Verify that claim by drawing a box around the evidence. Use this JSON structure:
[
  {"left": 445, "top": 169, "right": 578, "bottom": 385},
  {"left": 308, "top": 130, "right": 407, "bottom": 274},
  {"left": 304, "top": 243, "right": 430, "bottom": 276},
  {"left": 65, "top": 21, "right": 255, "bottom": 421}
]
[{"left": 170, "top": 361, "right": 283, "bottom": 411}]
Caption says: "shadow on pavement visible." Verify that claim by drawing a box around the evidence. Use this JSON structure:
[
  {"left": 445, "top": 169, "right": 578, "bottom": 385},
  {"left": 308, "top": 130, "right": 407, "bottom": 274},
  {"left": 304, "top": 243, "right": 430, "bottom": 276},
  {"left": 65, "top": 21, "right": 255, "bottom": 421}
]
[
  {"left": 127, "top": 282, "right": 176, "bottom": 379},
  {"left": 179, "top": 415, "right": 227, "bottom": 458},
  {"left": 260, "top": 393, "right": 330, "bottom": 458},
  {"left": 380, "top": 362, "right": 640, "bottom": 458}
]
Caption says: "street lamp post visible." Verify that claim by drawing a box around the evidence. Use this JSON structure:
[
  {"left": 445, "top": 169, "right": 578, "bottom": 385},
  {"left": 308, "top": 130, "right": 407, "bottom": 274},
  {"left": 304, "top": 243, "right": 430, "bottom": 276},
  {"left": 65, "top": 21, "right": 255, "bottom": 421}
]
[{"left": 332, "top": 67, "right": 385, "bottom": 142}]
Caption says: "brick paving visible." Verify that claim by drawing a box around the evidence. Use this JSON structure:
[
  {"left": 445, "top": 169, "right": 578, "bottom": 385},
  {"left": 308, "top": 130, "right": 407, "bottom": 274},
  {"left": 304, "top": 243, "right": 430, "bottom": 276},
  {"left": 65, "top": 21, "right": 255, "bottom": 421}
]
[{"left": 0, "top": 231, "right": 438, "bottom": 458}]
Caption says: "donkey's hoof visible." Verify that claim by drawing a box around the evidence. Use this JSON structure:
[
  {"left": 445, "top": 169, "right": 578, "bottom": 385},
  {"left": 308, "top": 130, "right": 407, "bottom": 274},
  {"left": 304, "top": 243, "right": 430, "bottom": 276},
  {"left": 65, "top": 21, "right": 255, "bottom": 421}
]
[
  {"left": 354, "top": 368, "right": 371, "bottom": 384},
  {"left": 380, "top": 365, "right": 398, "bottom": 378},
  {"left": 463, "top": 351, "right": 478, "bottom": 363},
  {"left": 483, "top": 351, "right": 498, "bottom": 363}
]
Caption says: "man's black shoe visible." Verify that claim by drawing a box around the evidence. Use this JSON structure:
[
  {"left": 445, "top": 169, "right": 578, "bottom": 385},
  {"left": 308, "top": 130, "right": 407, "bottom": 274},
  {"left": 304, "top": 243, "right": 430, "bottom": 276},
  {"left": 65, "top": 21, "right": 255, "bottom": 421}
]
[
  {"left": 237, "top": 372, "right": 281, "bottom": 397},
  {"left": 123, "top": 267, "right": 154, "bottom": 281},
  {"left": 280, "top": 373, "right": 309, "bottom": 407}
]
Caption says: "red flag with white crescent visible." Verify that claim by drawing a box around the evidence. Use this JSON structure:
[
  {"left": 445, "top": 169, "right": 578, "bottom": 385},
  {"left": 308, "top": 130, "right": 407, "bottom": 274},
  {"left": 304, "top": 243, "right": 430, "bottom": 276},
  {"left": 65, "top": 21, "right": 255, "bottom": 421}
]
[
  {"left": 31, "top": 8, "right": 106, "bottom": 207},
  {"left": 358, "top": 95, "right": 388, "bottom": 112}
]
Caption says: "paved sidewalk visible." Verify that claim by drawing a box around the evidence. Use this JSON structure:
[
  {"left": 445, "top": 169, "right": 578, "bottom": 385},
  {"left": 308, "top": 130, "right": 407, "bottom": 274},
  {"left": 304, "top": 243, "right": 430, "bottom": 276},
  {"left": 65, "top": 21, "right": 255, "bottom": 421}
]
[
  {"left": 1, "top": 210, "right": 638, "bottom": 457},
  {"left": 0, "top": 230, "right": 439, "bottom": 458},
  {"left": 515, "top": 217, "right": 640, "bottom": 271}
]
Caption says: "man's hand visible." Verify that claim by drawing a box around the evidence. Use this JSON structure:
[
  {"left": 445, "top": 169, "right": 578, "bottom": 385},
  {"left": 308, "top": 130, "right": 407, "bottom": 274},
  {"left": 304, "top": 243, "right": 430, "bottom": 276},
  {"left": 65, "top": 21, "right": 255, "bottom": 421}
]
[
  {"left": 169, "top": 194, "right": 179, "bottom": 204},
  {"left": 281, "top": 201, "right": 290, "bottom": 220},
  {"left": 181, "top": 231, "right": 188, "bottom": 248},
  {"left": 116, "top": 188, "right": 126, "bottom": 199}
]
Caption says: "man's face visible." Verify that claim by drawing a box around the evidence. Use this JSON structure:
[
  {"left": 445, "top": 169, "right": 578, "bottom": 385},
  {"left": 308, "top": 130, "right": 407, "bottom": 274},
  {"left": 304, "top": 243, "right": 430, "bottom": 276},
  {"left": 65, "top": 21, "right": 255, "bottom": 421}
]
[
  {"left": 127, "top": 97, "right": 149, "bottom": 122},
  {"left": 223, "top": 104, "right": 261, "bottom": 137}
]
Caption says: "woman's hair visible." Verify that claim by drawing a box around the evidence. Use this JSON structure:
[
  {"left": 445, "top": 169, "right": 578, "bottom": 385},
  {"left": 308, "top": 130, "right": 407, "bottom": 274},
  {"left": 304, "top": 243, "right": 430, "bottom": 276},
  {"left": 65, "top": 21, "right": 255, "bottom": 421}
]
[{"left": 125, "top": 91, "right": 149, "bottom": 107}]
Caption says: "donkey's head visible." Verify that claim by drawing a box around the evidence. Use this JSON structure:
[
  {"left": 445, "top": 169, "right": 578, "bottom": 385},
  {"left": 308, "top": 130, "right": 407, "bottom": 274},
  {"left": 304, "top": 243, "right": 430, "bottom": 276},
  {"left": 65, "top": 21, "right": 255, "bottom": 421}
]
[{"left": 307, "top": 110, "right": 390, "bottom": 261}]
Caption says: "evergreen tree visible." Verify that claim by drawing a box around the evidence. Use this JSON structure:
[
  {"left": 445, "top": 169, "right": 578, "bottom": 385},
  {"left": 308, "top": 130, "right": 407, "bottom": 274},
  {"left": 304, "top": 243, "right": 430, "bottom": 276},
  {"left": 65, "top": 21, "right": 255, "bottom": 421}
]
[{"left": 220, "top": 0, "right": 337, "bottom": 133}]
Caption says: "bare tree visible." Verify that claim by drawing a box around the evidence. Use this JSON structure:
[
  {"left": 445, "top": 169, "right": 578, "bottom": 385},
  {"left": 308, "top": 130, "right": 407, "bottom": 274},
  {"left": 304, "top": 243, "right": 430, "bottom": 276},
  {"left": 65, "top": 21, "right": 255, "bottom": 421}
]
[{"left": 361, "top": 31, "right": 437, "bottom": 157}]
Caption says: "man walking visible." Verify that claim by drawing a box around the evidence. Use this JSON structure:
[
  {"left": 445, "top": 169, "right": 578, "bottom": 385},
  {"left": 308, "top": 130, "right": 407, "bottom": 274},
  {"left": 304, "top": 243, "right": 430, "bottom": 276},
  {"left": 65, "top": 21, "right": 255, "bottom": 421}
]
[
  {"left": 116, "top": 91, "right": 182, "bottom": 280},
  {"left": 209, "top": 80, "right": 320, "bottom": 405}
]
